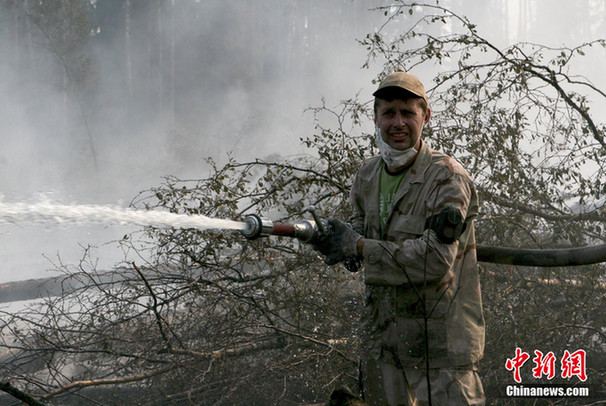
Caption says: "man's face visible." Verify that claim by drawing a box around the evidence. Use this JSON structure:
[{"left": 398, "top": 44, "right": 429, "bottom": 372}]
[{"left": 374, "top": 97, "right": 430, "bottom": 151}]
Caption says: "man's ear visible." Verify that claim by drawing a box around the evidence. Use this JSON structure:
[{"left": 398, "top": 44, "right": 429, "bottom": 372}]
[{"left": 424, "top": 107, "right": 431, "bottom": 126}]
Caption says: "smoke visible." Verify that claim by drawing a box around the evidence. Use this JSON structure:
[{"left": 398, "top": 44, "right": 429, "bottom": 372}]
[
  {"left": 0, "top": 1, "right": 380, "bottom": 282},
  {"left": 0, "top": 0, "right": 604, "bottom": 282},
  {"left": 75, "top": 1, "right": 381, "bottom": 203}
]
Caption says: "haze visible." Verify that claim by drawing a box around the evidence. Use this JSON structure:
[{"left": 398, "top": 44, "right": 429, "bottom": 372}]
[{"left": 0, "top": 0, "right": 604, "bottom": 283}]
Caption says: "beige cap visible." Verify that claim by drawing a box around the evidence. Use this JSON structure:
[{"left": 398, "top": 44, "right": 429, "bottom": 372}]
[{"left": 373, "top": 71, "right": 427, "bottom": 102}]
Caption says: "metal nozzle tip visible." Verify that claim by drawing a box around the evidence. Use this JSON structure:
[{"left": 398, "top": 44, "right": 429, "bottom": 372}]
[{"left": 240, "top": 214, "right": 273, "bottom": 240}]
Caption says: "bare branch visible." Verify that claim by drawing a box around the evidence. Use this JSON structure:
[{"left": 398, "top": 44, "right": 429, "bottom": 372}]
[{"left": 0, "top": 382, "right": 46, "bottom": 406}]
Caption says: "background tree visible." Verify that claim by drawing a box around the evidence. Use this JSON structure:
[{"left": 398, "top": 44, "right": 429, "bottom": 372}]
[{"left": 26, "top": 0, "right": 97, "bottom": 168}]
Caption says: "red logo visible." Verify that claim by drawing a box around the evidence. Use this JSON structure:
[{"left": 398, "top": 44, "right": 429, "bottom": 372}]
[
  {"left": 505, "top": 347, "right": 530, "bottom": 383},
  {"left": 532, "top": 350, "right": 556, "bottom": 380},
  {"left": 506, "top": 348, "right": 587, "bottom": 383},
  {"left": 561, "top": 350, "right": 587, "bottom": 381}
]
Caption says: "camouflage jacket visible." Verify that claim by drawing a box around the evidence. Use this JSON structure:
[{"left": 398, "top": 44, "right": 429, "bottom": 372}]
[{"left": 348, "top": 139, "right": 484, "bottom": 368}]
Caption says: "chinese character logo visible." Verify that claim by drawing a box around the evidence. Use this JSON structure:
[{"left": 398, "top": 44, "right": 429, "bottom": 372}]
[
  {"left": 506, "top": 348, "right": 587, "bottom": 383},
  {"left": 505, "top": 347, "right": 530, "bottom": 383},
  {"left": 561, "top": 349, "right": 587, "bottom": 382},
  {"left": 532, "top": 350, "right": 556, "bottom": 380}
]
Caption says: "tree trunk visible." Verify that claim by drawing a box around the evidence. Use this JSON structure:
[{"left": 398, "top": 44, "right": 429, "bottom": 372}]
[
  {"left": 169, "top": 0, "right": 175, "bottom": 129},
  {"left": 125, "top": 0, "right": 133, "bottom": 98}
]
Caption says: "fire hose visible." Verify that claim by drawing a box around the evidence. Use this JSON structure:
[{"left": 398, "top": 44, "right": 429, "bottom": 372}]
[{"left": 240, "top": 208, "right": 606, "bottom": 267}]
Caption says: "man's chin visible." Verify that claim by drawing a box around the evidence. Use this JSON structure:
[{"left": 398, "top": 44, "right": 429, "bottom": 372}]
[{"left": 389, "top": 142, "right": 412, "bottom": 151}]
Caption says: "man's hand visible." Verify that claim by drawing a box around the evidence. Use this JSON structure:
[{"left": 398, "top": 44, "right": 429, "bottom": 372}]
[{"left": 311, "top": 219, "right": 362, "bottom": 265}]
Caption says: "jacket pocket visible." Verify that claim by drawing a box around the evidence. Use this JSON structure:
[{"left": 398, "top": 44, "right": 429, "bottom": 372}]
[{"left": 386, "top": 214, "right": 425, "bottom": 240}]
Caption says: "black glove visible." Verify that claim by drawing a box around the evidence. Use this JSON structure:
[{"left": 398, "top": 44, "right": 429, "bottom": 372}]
[{"left": 311, "top": 219, "right": 362, "bottom": 266}]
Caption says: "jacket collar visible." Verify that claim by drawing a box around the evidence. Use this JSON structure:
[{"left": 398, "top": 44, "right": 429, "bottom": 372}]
[
  {"left": 357, "top": 140, "right": 434, "bottom": 231},
  {"left": 360, "top": 139, "right": 432, "bottom": 184}
]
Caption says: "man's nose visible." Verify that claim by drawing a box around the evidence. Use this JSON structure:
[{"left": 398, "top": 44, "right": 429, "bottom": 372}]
[{"left": 394, "top": 113, "right": 406, "bottom": 127}]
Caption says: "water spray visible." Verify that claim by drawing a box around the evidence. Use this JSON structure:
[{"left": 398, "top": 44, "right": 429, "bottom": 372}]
[{"left": 0, "top": 200, "right": 246, "bottom": 232}]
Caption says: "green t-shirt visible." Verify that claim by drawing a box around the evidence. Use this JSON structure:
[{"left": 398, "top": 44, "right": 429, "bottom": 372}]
[{"left": 379, "top": 165, "right": 408, "bottom": 235}]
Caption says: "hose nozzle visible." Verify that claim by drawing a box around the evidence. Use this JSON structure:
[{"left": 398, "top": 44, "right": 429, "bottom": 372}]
[
  {"left": 240, "top": 213, "right": 320, "bottom": 242},
  {"left": 241, "top": 214, "right": 274, "bottom": 240}
]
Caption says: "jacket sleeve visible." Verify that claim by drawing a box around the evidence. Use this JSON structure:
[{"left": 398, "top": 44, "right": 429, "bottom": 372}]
[
  {"left": 347, "top": 171, "right": 366, "bottom": 234},
  {"left": 362, "top": 171, "right": 476, "bottom": 286}
]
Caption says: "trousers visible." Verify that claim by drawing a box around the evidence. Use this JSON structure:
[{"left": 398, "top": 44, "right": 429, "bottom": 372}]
[{"left": 360, "top": 357, "right": 485, "bottom": 406}]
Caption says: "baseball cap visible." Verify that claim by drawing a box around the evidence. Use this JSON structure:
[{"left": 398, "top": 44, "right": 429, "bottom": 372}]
[{"left": 373, "top": 71, "right": 427, "bottom": 102}]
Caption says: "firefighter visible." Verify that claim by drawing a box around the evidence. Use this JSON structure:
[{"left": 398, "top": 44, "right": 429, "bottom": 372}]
[{"left": 313, "top": 72, "right": 485, "bottom": 405}]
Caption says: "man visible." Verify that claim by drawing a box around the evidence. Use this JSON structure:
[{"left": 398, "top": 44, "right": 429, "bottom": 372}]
[{"left": 313, "top": 72, "right": 485, "bottom": 405}]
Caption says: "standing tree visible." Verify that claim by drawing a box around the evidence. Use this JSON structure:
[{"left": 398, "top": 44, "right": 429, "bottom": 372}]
[{"left": 26, "top": 0, "right": 98, "bottom": 169}]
